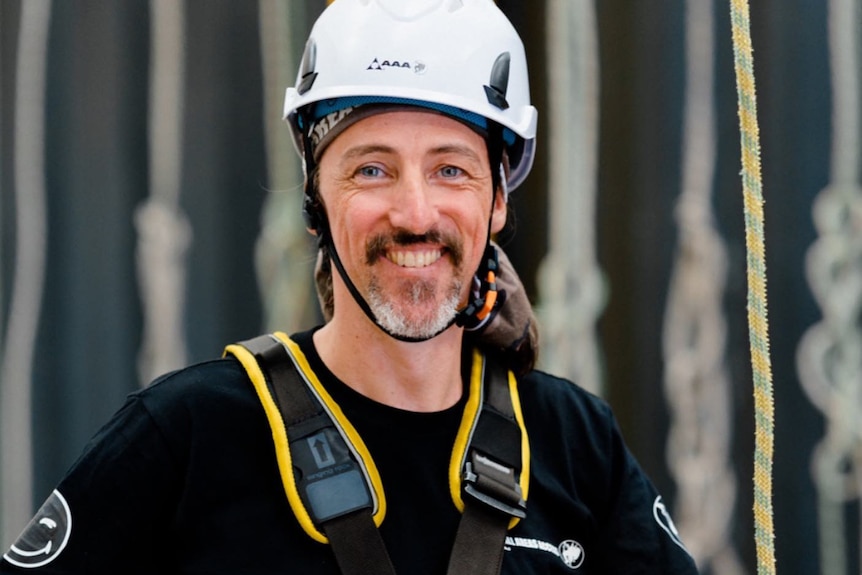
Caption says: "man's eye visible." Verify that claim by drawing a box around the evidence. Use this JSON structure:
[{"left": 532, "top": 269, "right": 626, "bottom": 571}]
[
  {"left": 357, "top": 165, "right": 384, "bottom": 178},
  {"left": 439, "top": 166, "right": 464, "bottom": 178}
]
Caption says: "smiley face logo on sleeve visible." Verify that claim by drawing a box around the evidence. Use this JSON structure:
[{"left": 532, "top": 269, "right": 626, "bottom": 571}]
[
  {"left": 652, "top": 495, "right": 690, "bottom": 554},
  {"left": 3, "top": 490, "right": 72, "bottom": 568}
]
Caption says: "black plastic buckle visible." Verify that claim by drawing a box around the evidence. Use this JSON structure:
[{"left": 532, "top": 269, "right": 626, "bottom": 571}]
[
  {"left": 290, "top": 414, "right": 373, "bottom": 524},
  {"left": 463, "top": 450, "right": 526, "bottom": 519}
]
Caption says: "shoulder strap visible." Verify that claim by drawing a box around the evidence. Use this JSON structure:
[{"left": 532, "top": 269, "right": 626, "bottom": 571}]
[
  {"left": 447, "top": 355, "right": 526, "bottom": 575},
  {"left": 227, "top": 334, "right": 397, "bottom": 575}
]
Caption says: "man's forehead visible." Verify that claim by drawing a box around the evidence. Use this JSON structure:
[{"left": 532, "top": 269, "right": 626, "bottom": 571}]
[
  {"left": 308, "top": 102, "right": 487, "bottom": 160},
  {"left": 327, "top": 110, "right": 489, "bottom": 159}
]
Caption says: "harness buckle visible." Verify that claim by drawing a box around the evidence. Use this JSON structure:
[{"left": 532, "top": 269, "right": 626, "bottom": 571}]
[{"left": 462, "top": 450, "right": 526, "bottom": 519}]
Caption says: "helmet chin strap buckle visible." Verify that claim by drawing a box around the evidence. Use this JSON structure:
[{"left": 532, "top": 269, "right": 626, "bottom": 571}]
[{"left": 457, "top": 245, "right": 505, "bottom": 332}]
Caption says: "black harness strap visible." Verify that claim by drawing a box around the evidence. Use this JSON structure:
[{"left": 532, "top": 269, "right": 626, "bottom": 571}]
[
  {"left": 324, "top": 512, "right": 397, "bottom": 575},
  {"left": 239, "top": 335, "right": 397, "bottom": 575},
  {"left": 446, "top": 503, "right": 510, "bottom": 575},
  {"left": 242, "top": 335, "right": 319, "bottom": 420},
  {"left": 447, "top": 356, "right": 524, "bottom": 575},
  {"left": 237, "top": 335, "right": 524, "bottom": 575}
]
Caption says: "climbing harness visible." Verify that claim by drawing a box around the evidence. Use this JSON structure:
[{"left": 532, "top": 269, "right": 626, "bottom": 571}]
[
  {"left": 728, "top": 1, "right": 777, "bottom": 573},
  {"left": 224, "top": 333, "right": 529, "bottom": 575}
]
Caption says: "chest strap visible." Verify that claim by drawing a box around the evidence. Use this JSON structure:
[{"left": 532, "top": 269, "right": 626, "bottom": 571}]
[{"left": 224, "top": 332, "right": 529, "bottom": 575}]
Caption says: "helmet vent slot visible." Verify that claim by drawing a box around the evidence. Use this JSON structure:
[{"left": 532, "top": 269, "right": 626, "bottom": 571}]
[
  {"left": 298, "top": 39, "right": 318, "bottom": 95},
  {"left": 484, "top": 52, "right": 511, "bottom": 110}
]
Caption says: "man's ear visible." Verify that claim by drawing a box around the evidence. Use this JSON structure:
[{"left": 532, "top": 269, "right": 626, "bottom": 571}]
[
  {"left": 303, "top": 196, "right": 322, "bottom": 236},
  {"left": 490, "top": 187, "right": 508, "bottom": 234},
  {"left": 303, "top": 172, "right": 326, "bottom": 236}
]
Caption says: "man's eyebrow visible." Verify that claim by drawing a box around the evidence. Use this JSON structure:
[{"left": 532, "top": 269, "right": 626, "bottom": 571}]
[
  {"left": 341, "top": 144, "right": 396, "bottom": 161},
  {"left": 339, "top": 142, "right": 485, "bottom": 164},
  {"left": 430, "top": 144, "right": 484, "bottom": 163}
]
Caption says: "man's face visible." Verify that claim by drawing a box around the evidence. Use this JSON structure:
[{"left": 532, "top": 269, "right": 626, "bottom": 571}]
[{"left": 316, "top": 109, "right": 507, "bottom": 339}]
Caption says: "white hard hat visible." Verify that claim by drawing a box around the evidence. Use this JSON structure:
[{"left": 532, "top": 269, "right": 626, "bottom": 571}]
[{"left": 283, "top": 0, "right": 538, "bottom": 192}]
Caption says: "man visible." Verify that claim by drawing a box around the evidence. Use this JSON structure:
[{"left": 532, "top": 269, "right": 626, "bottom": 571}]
[{"left": 2, "top": 1, "right": 699, "bottom": 573}]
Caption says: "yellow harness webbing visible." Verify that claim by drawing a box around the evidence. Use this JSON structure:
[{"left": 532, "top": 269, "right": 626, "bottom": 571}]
[
  {"left": 224, "top": 332, "right": 530, "bottom": 546},
  {"left": 225, "top": 333, "right": 384, "bottom": 544}
]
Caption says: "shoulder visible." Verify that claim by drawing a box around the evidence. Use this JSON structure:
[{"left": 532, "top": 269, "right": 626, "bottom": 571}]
[
  {"left": 56, "top": 356, "right": 269, "bottom": 499},
  {"left": 516, "top": 369, "right": 615, "bottom": 433},
  {"left": 118, "top": 357, "right": 261, "bottom": 452},
  {"left": 137, "top": 356, "right": 255, "bottom": 411},
  {"left": 512, "top": 370, "right": 700, "bottom": 573},
  {"left": 513, "top": 368, "right": 626, "bottom": 484}
]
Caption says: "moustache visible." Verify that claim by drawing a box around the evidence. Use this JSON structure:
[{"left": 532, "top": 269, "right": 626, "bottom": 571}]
[{"left": 365, "top": 229, "right": 463, "bottom": 268}]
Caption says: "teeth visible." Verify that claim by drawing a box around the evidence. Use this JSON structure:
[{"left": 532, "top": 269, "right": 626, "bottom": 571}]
[{"left": 387, "top": 250, "right": 442, "bottom": 268}]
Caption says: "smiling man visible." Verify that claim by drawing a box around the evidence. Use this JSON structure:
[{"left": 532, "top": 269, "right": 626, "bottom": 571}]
[{"left": 2, "top": 1, "right": 700, "bottom": 574}]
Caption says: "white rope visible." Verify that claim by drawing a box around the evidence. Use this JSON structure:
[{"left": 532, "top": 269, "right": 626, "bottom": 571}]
[
  {"left": 135, "top": 0, "right": 191, "bottom": 386},
  {"left": 537, "top": 0, "right": 606, "bottom": 395},
  {"left": 796, "top": 2, "right": 862, "bottom": 573},
  {"left": 0, "top": 0, "right": 51, "bottom": 548},
  {"left": 662, "top": 0, "right": 744, "bottom": 572},
  {"left": 256, "top": 0, "right": 317, "bottom": 332}
]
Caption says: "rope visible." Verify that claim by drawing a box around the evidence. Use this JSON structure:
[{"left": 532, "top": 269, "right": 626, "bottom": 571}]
[
  {"left": 255, "top": 0, "right": 318, "bottom": 334},
  {"left": 663, "top": 0, "right": 743, "bottom": 571},
  {"left": 728, "top": 1, "right": 776, "bottom": 573},
  {"left": 538, "top": 0, "right": 606, "bottom": 395},
  {"left": 0, "top": 0, "right": 51, "bottom": 548},
  {"left": 795, "top": 1, "right": 862, "bottom": 573},
  {"left": 135, "top": 0, "right": 191, "bottom": 386}
]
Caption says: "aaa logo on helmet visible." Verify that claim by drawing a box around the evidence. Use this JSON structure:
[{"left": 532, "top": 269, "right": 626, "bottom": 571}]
[
  {"left": 3, "top": 490, "right": 72, "bottom": 568},
  {"left": 366, "top": 57, "right": 421, "bottom": 72}
]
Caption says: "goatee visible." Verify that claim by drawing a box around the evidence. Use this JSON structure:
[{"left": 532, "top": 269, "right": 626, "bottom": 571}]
[{"left": 364, "top": 229, "right": 465, "bottom": 340}]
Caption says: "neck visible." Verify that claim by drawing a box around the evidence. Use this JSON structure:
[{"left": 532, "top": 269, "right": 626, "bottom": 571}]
[{"left": 313, "top": 307, "right": 465, "bottom": 413}]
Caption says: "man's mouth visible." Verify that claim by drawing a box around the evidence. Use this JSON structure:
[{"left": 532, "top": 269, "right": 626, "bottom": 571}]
[
  {"left": 386, "top": 249, "right": 443, "bottom": 268},
  {"left": 367, "top": 230, "right": 463, "bottom": 268}
]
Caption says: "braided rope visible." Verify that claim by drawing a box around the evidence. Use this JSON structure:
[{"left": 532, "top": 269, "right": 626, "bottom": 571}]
[
  {"left": 728, "top": 1, "right": 776, "bottom": 573},
  {"left": 255, "top": 0, "right": 317, "bottom": 334},
  {"left": 135, "top": 0, "right": 191, "bottom": 386},
  {"left": 663, "top": 1, "right": 743, "bottom": 571},
  {"left": 795, "top": 1, "right": 862, "bottom": 573},
  {"left": 538, "top": 0, "right": 606, "bottom": 395},
  {"left": 0, "top": 0, "right": 51, "bottom": 547}
]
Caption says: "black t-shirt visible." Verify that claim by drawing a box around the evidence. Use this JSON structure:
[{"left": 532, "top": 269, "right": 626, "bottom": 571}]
[{"left": 1, "top": 329, "right": 699, "bottom": 574}]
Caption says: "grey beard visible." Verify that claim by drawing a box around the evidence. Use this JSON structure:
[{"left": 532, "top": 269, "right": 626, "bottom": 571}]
[{"left": 367, "top": 277, "right": 463, "bottom": 340}]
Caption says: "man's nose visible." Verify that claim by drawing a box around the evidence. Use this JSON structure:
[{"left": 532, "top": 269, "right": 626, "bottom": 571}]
[{"left": 388, "top": 173, "right": 439, "bottom": 233}]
